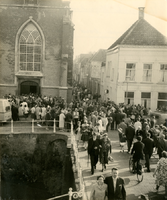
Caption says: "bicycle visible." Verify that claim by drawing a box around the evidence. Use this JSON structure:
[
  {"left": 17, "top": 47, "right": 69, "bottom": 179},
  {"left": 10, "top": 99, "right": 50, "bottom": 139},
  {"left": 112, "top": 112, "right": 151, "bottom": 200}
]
[{"left": 129, "top": 156, "right": 144, "bottom": 182}]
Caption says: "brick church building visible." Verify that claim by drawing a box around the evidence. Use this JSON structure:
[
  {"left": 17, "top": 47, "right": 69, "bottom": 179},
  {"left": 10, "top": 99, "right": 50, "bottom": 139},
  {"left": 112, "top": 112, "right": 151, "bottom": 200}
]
[{"left": 0, "top": 0, "right": 74, "bottom": 102}]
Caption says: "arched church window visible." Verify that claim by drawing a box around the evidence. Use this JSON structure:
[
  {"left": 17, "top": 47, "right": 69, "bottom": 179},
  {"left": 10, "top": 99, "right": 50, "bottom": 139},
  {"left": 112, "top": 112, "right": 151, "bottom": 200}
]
[{"left": 19, "top": 23, "right": 42, "bottom": 71}]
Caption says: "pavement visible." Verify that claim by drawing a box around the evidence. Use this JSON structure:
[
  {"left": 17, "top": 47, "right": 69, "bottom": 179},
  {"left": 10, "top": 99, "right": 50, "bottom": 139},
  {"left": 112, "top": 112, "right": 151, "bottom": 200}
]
[
  {"left": 0, "top": 121, "right": 166, "bottom": 200},
  {"left": 77, "top": 130, "right": 166, "bottom": 200}
]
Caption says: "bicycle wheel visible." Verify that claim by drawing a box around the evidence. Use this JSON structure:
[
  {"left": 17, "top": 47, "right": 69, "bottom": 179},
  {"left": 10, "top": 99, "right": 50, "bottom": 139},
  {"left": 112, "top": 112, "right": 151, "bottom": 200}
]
[{"left": 129, "top": 157, "right": 133, "bottom": 173}]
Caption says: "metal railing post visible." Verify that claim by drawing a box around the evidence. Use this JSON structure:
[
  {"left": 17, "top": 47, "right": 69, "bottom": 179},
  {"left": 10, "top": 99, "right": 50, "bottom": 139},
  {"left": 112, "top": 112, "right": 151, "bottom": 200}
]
[
  {"left": 11, "top": 120, "right": 13, "bottom": 133},
  {"left": 53, "top": 119, "right": 56, "bottom": 133},
  {"left": 71, "top": 121, "right": 73, "bottom": 134},
  {"left": 68, "top": 188, "right": 73, "bottom": 200},
  {"left": 32, "top": 119, "right": 34, "bottom": 133}
]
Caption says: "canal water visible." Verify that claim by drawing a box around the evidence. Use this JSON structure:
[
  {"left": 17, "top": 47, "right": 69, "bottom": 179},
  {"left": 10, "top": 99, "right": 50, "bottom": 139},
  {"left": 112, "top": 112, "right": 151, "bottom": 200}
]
[{"left": 1, "top": 134, "right": 75, "bottom": 200}]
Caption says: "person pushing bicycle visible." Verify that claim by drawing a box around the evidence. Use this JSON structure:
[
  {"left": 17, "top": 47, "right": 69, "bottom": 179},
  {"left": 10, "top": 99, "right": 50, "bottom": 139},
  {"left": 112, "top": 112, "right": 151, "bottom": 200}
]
[{"left": 131, "top": 136, "right": 145, "bottom": 174}]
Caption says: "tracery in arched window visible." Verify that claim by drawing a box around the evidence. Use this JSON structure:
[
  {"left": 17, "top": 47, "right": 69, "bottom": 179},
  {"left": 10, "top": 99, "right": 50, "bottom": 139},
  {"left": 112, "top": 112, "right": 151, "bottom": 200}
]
[{"left": 19, "top": 23, "right": 42, "bottom": 71}]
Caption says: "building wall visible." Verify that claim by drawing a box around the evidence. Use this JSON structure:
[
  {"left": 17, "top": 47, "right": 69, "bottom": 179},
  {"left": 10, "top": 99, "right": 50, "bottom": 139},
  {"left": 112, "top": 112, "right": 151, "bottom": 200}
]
[
  {"left": 105, "top": 46, "right": 167, "bottom": 110},
  {"left": 0, "top": 0, "right": 73, "bottom": 101},
  {"left": 102, "top": 49, "right": 119, "bottom": 101}
]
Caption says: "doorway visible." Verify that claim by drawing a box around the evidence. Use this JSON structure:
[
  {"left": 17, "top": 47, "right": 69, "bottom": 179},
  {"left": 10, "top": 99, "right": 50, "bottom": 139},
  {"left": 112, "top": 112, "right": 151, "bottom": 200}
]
[{"left": 20, "top": 81, "right": 39, "bottom": 95}]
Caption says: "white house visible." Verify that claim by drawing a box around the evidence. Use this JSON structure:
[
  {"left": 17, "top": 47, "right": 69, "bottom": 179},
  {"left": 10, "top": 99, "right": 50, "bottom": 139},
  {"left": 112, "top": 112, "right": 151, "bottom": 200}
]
[
  {"left": 102, "top": 7, "right": 167, "bottom": 111},
  {"left": 90, "top": 49, "right": 106, "bottom": 95}
]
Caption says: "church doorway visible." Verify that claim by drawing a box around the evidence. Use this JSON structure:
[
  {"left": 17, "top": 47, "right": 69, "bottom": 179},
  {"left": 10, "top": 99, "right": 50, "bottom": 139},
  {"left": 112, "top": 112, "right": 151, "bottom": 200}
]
[{"left": 20, "top": 81, "right": 39, "bottom": 95}]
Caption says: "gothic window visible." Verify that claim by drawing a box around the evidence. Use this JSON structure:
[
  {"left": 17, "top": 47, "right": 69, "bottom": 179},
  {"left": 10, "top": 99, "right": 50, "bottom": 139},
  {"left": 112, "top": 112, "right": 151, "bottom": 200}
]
[{"left": 19, "top": 23, "right": 42, "bottom": 71}]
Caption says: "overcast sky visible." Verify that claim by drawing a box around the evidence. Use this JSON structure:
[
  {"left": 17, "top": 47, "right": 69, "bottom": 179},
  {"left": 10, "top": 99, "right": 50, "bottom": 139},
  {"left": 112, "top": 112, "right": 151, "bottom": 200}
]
[{"left": 70, "top": 0, "right": 167, "bottom": 58}]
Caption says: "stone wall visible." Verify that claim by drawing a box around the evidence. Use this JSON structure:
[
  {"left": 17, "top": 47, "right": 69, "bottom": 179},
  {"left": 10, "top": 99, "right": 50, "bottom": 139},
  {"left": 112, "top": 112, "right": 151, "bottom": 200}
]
[
  {"left": 0, "top": 133, "right": 76, "bottom": 199},
  {"left": 0, "top": 0, "right": 73, "bottom": 100}
]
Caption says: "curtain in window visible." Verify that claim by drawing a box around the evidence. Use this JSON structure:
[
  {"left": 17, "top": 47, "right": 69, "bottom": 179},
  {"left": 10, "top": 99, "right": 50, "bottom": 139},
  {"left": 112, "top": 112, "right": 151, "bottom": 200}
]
[
  {"left": 161, "top": 71, "right": 167, "bottom": 82},
  {"left": 143, "top": 69, "right": 152, "bottom": 81}
]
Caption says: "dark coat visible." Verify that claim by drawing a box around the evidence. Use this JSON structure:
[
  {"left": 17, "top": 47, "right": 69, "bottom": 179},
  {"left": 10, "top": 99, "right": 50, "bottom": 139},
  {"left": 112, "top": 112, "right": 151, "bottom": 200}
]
[
  {"left": 157, "top": 138, "right": 167, "bottom": 156},
  {"left": 125, "top": 125, "right": 135, "bottom": 140},
  {"left": 104, "top": 176, "right": 126, "bottom": 200},
  {"left": 115, "top": 112, "right": 122, "bottom": 123},
  {"left": 88, "top": 138, "right": 100, "bottom": 156},
  {"left": 143, "top": 137, "right": 154, "bottom": 156},
  {"left": 65, "top": 112, "right": 73, "bottom": 122},
  {"left": 131, "top": 141, "right": 145, "bottom": 160}
]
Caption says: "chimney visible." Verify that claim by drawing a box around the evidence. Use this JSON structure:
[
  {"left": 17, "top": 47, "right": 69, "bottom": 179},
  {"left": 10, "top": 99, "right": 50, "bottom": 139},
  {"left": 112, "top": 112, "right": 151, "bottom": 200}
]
[{"left": 138, "top": 7, "right": 145, "bottom": 19}]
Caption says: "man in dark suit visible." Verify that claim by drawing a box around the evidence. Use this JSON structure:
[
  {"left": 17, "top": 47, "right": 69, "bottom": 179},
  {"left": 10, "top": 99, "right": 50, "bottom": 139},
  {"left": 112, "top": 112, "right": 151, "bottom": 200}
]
[
  {"left": 131, "top": 136, "right": 145, "bottom": 173},
  {"left": 104, "top": 168, "right": 126, "bottom": 200},
  {"left": 143, "top": 133, "right": 154, "bottom": 172},
  {"left": 65, "top": 109, "right": 73, "bottom": 132},
  {"left": 88, "top": 132, "right": 101, "bottom": 175},
  {"left": 115, "top": 111, "right": 122, "bottom": 129},
  {"left": 125, "top": 122, "right": 135, "bottom": 153}
]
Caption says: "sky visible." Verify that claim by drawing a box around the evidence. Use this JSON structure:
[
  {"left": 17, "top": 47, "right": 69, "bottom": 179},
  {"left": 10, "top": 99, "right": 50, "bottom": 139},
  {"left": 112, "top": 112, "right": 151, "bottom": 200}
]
[{"left": 70, "top": 0, "right": 167, "bottom": 58}]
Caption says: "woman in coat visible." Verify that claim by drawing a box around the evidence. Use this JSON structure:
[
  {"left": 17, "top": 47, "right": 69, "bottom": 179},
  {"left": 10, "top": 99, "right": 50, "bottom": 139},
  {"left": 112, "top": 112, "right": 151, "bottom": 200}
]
[
  {"left": 81, "top": 120, "right": 89, "bottom": 150},
  {"left": 90, "top": 175, "right": 108, "bottom": 200},
  {"left": 100, "top": 133, "right": 112, "bottom": 172},
  {"left": 59, "top": 110, "right": 65, "bottom": 130},
  {"left": 153, "top": 151, "right": 167, "bottom": 199}
]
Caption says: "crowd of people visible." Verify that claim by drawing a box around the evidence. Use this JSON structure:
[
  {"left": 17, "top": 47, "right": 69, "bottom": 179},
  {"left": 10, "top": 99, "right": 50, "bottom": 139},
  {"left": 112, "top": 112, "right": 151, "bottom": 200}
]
[{"left": 3, "top": 82, "right": 167, "bottom": 200}]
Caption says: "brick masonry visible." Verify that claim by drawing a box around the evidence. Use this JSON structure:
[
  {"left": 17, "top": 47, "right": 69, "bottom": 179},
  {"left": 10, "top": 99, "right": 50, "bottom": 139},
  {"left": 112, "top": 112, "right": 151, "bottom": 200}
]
[{"left": 0, "top": 0, "right": 73, "bottom": 101}]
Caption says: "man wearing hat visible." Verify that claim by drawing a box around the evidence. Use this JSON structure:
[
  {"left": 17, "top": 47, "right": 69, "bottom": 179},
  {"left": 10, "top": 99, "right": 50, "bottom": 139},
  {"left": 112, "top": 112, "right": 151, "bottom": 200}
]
[{"left": 88, "top": 132, "right": 101, "bottom": 175}]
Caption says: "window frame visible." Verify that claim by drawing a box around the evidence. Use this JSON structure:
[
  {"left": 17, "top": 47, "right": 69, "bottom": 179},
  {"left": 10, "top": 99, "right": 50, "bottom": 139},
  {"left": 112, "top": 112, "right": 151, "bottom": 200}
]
[
  {"left": 125, "top": 63, "right": 135, "bottom": 81},
  {"left": 124, "top": 92, "right": 134, "bottom": 105},
  {"left": 160, "top": 64, "right": 167, "bottom": 82},
  {"left": 106, "top": 61, "right": 111, "bottom": 78},
  {"left": 19, "top": 23, "right": 42, "bottom": 72},
  {"left": 141, "top": 92, "right": 151, "bottom": 108},
  {"left": 143, "top": 64, "right": 152, "bottom": 82}
]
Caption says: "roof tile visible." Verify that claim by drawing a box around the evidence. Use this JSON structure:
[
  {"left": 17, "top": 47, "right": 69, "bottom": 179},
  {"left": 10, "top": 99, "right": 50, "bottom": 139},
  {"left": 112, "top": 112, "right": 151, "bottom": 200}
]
[{"left": 108, "top": 19, "right": 167, "bottom": 50}]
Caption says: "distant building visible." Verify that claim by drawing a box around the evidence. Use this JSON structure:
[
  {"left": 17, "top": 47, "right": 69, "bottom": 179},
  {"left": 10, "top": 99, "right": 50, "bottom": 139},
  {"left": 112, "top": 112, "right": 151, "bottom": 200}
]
[
  {"left": 102, "top": 7, "right": 167, "bottom": 110},
  {"left": 73, "top": 53, "right": 93, "bottom": 87},
  {"left": 90, "top": 49, "right": 106, "bottom": 95},
  {"left": 0, "top": 0, "right": 74, "bottom": 102}
]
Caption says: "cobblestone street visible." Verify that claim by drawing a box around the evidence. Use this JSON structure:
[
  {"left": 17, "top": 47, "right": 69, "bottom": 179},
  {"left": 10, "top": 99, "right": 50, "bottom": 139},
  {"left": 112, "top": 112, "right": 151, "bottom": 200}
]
[
  {"left": 78, "top": 130, "right": 165, "bottom": 200},
  {"left": 0, "top": 122, "right": 166, "bottom": 200}
]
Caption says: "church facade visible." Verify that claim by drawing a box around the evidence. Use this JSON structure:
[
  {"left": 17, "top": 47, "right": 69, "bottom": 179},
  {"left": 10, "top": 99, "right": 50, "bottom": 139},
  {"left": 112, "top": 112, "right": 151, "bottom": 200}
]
[{"left": 0, "top": 0, "right": 74, "bottom": 102}]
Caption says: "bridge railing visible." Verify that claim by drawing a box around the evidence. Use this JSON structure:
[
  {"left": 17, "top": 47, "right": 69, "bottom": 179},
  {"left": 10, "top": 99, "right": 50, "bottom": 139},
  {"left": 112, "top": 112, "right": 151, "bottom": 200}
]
[
  {"left": 0, "top": 119, "right": 72, "bottom": 133},
  {"left": 0, "top": 120, "right": 84, "bottom": 199},
  {"left": 70, "top": 122, "right": 84, "bottom": 198}
]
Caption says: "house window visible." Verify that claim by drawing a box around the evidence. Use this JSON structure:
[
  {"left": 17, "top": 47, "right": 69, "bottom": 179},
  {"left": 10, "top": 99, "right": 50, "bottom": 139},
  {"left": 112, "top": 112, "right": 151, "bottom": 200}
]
[
  {"left": 19, "top": 23, "right": 42, "bottom": 71},
  {"left": 141, "top": 92, "right": 151, "bottom": 108},
  {"left": 126, "top": 63, "right": 135, "bottom": 81},
  {"left": 157, "top": 93, "right": 167, "bottom": 111},
  {"left": 111, "top": 68, "right": 114, "bottom": 81},
  {"left": 106, "top": 61, "right": 111, "bottom": 78},
  {"left": 160, "top": 64, "right": 167, "bottom": 82},
  {"left": 143, "top": 64, "right": 152, "bottom": 81},
  {"left": 124, "top": 92, "right": 134, "bottom": 105},
  {"left": 25, "top": 0, "right": 37, "bottom": 4}
]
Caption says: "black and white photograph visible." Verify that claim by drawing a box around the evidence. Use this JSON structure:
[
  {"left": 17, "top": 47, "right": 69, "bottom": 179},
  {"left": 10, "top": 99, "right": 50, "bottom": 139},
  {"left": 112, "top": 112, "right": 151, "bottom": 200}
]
[{"left": 0, "top": 0, "right": 167, "bottom": 200}]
